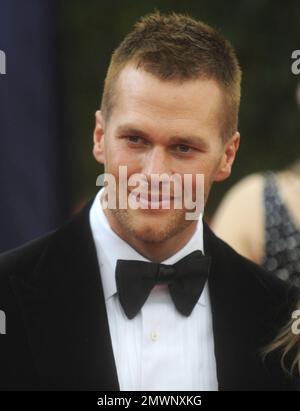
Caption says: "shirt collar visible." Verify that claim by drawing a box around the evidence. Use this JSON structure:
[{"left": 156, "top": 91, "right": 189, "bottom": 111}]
[{"left": 89, "top": 187, "right": 207, "bottom": 306}]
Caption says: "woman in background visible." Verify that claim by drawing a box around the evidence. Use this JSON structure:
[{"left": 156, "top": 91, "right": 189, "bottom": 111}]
[
  {"left": 263, "top": 300, "right": 300, "bottom": 381},
  {"left": 212, "top": 84, "right": 300, "bottom": 288}
]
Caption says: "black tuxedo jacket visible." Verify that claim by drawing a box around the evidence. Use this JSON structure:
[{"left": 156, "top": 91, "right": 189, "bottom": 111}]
[{"left": 0, "top": 200, "right": 299, "bottom": 390}]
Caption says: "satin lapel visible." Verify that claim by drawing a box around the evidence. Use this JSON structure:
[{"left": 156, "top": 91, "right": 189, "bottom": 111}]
[
  {"left": 9, "top": 201, "right": 120, "bottom": 390},
  {"left": 203, "top": 220, "right": 275, "bottom": 390}
]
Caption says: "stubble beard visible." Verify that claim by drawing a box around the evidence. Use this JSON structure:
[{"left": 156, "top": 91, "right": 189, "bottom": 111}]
[{"left": 108, "top": 206, "right": 194, "bottom": 244}]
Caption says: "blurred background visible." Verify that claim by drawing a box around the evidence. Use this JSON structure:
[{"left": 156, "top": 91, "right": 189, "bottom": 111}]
[{"left": 0, "top": 0, "right": 299, "bottom": 252}]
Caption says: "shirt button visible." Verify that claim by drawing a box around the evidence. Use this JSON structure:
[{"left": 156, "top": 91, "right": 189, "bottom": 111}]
[{"left": 150, "top": 331, "right": 158, "bottom": 341}]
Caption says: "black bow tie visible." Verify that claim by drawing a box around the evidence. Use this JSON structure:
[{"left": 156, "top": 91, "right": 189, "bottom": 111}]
[{"left": 115, "top": 250, "right": 211, "bottom": 319}]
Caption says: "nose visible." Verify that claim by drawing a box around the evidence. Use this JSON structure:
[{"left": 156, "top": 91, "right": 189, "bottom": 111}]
[{"left": 141, "top": 146, "right": 171, "bottom": 178}]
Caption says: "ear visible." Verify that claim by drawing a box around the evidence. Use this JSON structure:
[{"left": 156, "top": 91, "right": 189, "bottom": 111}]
[
  {"left": 93, "top": 110, "right": 105, "bottom": 164},
  {"left": 214, "top": 132, "right": 240, "bottom": 182}
]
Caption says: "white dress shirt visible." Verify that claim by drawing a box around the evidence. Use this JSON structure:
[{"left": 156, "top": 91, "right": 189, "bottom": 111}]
[{"left": 89, "top": 188, "right": 218, "bottom": 391}]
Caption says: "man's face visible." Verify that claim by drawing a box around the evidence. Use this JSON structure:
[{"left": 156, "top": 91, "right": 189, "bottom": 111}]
[{"left": 93, "top": 65, "right": 239, "bottom": 244}]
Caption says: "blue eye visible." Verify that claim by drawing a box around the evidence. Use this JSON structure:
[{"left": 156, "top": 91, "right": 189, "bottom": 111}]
[
  {"left": 176, "top": 144, "right": 191, "bottom": 153},
  {"left": 128, "top": 136, "right": 141, "bottom": 143}
]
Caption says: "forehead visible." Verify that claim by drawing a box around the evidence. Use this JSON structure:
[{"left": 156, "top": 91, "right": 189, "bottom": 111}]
[{"left": 111, "top": 65, "right": 224, "bottom": 132}]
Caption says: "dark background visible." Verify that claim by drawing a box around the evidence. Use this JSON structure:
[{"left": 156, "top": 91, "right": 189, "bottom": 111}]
[{"left": 0, "top": 0, "right": 299, "bottom": 251}]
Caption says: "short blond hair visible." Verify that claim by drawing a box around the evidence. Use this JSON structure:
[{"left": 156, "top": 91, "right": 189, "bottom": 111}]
[{"left": 101, "top": 11, "right": 242, "bottom": 141}]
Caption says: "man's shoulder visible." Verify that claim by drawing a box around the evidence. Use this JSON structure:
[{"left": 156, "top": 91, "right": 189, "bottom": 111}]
[
  {"left": 228, "top": 235, "right": 294, "bottom": 291},
  {"left": 0, "top": 200, "right": 93, "bottom": 289},
  {"left": 0, "top": 230, "right": 56, "bottom": 284},
  {"left": 207, "top": 224, "right": 299, "bottom": 304}
]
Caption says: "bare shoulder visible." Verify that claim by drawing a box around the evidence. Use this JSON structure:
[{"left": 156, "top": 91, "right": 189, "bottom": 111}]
[
  {"left": 213, "top": 173, "right": 265, "bottom": 227},
  {"left": 212, "top": 173, "right": 265, "bottom": 262},
  {"left": 220, "top": 173, "right": 264, "bottom": 205}
]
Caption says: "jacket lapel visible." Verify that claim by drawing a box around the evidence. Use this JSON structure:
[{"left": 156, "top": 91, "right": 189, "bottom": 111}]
[
  {"left": 203, "top": 220, "right": 288, "bottom": 390},
  {"left": 10, "top": 200, "right": 120, "bottom": 390},
  {"left": 203, "top": 221, "right": 245, "bottom": 390}
]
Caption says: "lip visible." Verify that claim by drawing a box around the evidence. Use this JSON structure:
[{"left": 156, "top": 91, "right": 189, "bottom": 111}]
[
  {"left": 129, "top": 191, "right": 175, "bottom": 201},
  {"left": 139, "top": 196, "right": 173, "bottom": 209},
  {"left": 140, "top": 192, "right": 175, "bottom": 202},
  {"left": 128, "top": 191, "right": 177, "bottom": 209}
]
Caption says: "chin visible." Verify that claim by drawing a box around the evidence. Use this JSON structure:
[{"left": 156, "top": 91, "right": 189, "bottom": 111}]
[
  {"left": 130, "top": 225, "right": 172, "bottom": 244},
  {"left": 111, "top": 207, "right": 193, "bottom": 244},
  {"left": 131, "top": 213, "right": 192, "bottom": 244}
]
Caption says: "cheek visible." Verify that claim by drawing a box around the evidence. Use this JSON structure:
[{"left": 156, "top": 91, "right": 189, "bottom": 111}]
[
  {"left": 188, "top": 160, "right": 219, "bottom": 198},
  {"left": 105, "top": 144, "right": 142, "bottom": 179},
  {"left": 191, "top": 160, "right": 214, "bottom": 182},
  {"left": 199, "top": 153, "right": 222, "bottom": 178}
]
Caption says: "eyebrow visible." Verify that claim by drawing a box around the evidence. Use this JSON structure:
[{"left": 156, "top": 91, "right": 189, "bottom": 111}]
[{"left": 115, "top": 124, "right": 209, "bottom": 147}]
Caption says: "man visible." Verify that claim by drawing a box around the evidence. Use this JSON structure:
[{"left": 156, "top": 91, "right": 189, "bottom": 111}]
[{"left": 0, "top": 12, "right": 298, "bottom": 391}]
